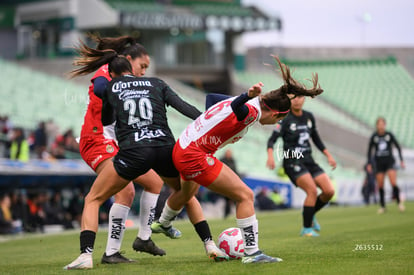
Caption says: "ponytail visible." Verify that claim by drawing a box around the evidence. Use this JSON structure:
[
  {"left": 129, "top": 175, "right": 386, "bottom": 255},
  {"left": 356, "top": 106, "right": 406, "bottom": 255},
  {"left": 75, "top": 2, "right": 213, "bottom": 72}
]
[
  {"left": 261, "top": 55, "right": 324, "bottom": 113},
  {"left": 69, "top": 40, "right": 132, "bottom": 78}
]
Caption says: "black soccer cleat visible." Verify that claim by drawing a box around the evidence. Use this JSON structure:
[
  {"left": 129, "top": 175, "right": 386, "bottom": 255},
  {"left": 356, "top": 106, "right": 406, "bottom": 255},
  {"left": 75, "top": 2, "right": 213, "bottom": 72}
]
[
  {"left": 101, "top": 252, "right": 136, "bottom": 264},
  {"left": 132, "top": 237, "right": 166, "bottom": 256}
]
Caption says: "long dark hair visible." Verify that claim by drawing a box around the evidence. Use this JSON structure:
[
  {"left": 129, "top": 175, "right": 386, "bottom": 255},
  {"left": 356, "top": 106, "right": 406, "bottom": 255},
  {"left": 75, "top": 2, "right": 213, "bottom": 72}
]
[
  {"left": 69, "top": 34, "right": 147, "bottom": 77},
  {"left": 262, "top": 56, "right": 324, "bottom": 113},
  {"left": 69, "top": 40, "right": 132, "bottom": 78}
]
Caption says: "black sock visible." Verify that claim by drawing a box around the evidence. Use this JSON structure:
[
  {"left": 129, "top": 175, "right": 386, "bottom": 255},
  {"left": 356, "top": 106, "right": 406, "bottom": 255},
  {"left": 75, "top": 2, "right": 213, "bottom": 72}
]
[
  {"left": 393, "top": 186, "right": 400, "bottom": 204},
  {"left": 80, "top": 230, "right": 96, "bottom": 254},
  {"left": 379, "top": 188, "right": 385, "bottom": 208},
  {"left": 303, "top": 206, "right": 315, "bottom": 228},
  {"left": 314, "top": 195, "right": 328, "bottom": 213},
  {"left": 194, "top": 220, "right": 212, "bottom": 243}
]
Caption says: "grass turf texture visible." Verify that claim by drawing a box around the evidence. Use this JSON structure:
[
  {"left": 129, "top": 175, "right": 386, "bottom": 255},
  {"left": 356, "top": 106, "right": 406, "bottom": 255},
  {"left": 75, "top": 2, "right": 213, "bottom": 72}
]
[{"left": 0, "top": 202, "right": 413, "bottom": 275}]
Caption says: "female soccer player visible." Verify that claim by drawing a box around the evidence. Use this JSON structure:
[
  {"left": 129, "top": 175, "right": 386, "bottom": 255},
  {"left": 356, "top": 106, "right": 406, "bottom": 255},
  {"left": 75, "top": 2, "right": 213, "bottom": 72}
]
[
  {"left": 70, "top": 35, "right": 167, "bottom": 264},
  {"left": 266, "top": 92, "right": 336, "bottom": 237},
  {"left": 154, "top": 56, "right": 323, "bottom": 263},
  {"left": 266, "top": 91, "right": 336, "bottom": 236},
  {"left": 64, "top": 44, "right": 227, "bottom": 270},
  {"left": 367, "top": 117, "right": 405, "bottom": 213}
]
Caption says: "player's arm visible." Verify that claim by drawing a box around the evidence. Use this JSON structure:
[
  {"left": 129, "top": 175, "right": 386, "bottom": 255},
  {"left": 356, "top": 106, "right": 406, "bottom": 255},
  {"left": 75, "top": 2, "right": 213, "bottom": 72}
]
[
  {"left": 93, "top": 76, "right": 109, "bottom": 99},
  {"left": 266, "top": 129, "right": 280, "bottom": 170},
  {"left": 205, "top": 93, "right": 231, "bottom": 110},
  {"left": 391, "top": 132, "right": 405, "bottom": 169},
  {"left": 310, "top": 114, "right": 336, "bottom": 169},
  {"left": 231, "top": 82, "right": 264, "bottom": 121},
  {"left": 366, "top": 135, "right": 375, "bottom": 173},
  {"left": 164, "top": 85, "right": 202, "bottom": 120},
  {"left": 101, "top": 88, "right": 115, "bottom": 126}
]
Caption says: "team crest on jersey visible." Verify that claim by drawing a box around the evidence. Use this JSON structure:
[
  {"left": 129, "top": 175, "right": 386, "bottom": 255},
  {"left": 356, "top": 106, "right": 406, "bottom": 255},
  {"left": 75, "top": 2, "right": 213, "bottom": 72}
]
[
  {"left": 307, "top": 119, "right": 312, "bottom": 128},
  {"left": 106, "top": 144, "right": 115, "bottom": 153},
  {"left": 290, "top": 123, "right": 297, "bottom": 131},
  {"left": 244, "top": 115, "right": 255, "bottom": 125},
  {"left": 206, "top": 156, "right": 215, "bottom": 166},
  {"left": 93, "top": 127, "right": 98, "bottom": 133}
]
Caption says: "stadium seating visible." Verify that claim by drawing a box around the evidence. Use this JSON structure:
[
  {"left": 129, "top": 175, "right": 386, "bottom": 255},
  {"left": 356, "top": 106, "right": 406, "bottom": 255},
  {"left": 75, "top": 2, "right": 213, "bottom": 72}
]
[{"left": 0, "top": 58, "right": 86, "bottom": 134}]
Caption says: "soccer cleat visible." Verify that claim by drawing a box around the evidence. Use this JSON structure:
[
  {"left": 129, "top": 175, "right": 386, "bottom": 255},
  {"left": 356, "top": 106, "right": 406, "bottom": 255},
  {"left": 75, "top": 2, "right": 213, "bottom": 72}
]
[
  {"left": 312, "top": 216, "right": 321, "bottom": 232},
  {"left": 398, "top": 203, "right": 405, "bottom": 212},
  {"left": 377, "top": 207, "right": 385, "bottom": 214},
  {"left": 300, "top": 227, "right": 320, "bottom": 237},
  {"left": 101, "top": 252, "right": 136, "bottom": 264},
  {"left": 63, "top": 253, "right": 93, "bottom": 270},
  {"left": 241, "top": 250, "right": 283, "bottom": 264},
  {"left": 132, "top": 237, "right": 166, "bottom": 256},
  {"left": 151, "top": 221, "right": 182, "bottom": 239},
  {"left": 204, "top": 240, "right": 229, "bottom": 262}
]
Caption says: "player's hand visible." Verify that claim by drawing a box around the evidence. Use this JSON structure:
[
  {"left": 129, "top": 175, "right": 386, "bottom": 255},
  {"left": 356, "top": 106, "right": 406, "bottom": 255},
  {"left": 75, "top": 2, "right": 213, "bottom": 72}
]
[
  {"left": 400, "top": 161, "right": 405, "bottom": 170},
  {"left": 366, "top": 164, "right": 372, "bottom": 173},
  {"left": 266, "top": 157, "right": 276, "bottom": 170},
  {"left": 248, "top": 82, "right": 264, "bottom": 98},
  {"left": 327, "top": 155, "right": 337, "bottom": 170}
]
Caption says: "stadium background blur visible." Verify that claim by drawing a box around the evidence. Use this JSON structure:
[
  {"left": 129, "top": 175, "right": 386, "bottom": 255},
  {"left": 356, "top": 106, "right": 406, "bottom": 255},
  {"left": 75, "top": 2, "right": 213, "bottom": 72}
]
[{"left": 0, "top": 0, "right": 413, "bottom": 233}]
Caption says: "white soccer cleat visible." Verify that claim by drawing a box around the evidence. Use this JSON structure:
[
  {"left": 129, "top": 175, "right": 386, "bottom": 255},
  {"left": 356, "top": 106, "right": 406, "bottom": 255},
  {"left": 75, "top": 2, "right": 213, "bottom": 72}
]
[
  {"left": 398, "top": 203, "right": 405, "bottom": 212},
  {"left": 204, "top": 240, "right": 229, "bottom": 262},
  {"left": 63, "top": 253, "right": 93, "bottom": 270}
]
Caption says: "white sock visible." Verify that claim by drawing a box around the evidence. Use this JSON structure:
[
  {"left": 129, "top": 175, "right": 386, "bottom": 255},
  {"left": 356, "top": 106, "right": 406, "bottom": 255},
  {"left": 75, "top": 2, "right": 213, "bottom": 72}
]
[
  {"left": 237, "top": 214, "right": 259, "bottom": 255},
  {"left": 159, "top": 201, "right": 183, "bottom": 228},
  {"left": 105, "top": 203, "right": 130, "bottom": 256},
  {"left": 137, "top": 191, "right": 159, "bottom": 240}
]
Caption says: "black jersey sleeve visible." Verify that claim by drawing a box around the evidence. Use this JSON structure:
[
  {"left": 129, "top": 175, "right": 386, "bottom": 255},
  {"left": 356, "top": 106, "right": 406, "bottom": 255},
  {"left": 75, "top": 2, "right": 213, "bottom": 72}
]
[
  {"left": 390, "top": 132, "right": 404, "bottom": 161},
  {"left": 93, "top": 76, "right": 109, "bottom": 99},
  {"left": 163, "top": 83, "right": 202, "bottom": 120},
  {"left": 101, "top": 87, "right": 115, "bottom": 126},
  {"left": 267, "top": 130, "right": 280, "bottom": 149},
  {"left": 206, "top": 93, "right": 230, "bottom": 110},
  {"left": 309, "top": 113, "right": 326, "bottom": 152},
  {"left": 367, "top": 134, "right": 375, "bottom": 164},
  {"left": 230, "top": 93, "right": 251, "bottom": 121}
]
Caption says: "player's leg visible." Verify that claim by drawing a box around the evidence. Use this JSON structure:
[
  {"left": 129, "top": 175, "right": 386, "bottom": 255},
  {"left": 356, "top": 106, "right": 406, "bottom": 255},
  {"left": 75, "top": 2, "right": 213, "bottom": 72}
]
[
  {"left": 387, "top": 168, "right": 404, "bottom": 211},
  {"left": 64, "top": 161, "right": 130, "bottom": 270},
  {"left": 131, "top": 170, "right": 166, "bottom": 256},
  {"left": 102, "top": 181, "right": 136, "bottom": 264},
  {"left": 207, "top": 164, "right": 282, "bottom": 263},
  {"left": 312, "top": 173, "right": 335, "bottom": 232},
  {"left": 376, "top": 172, "right": 386, "bottom": 213},
  {"left": 295, "top": 174, "right": 319, "bottom": 236}
]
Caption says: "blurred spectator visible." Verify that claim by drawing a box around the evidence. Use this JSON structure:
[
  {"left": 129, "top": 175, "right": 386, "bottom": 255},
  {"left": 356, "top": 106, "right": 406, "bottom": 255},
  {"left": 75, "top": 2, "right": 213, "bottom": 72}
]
[
  {"left": 68, "top": 189, "right": 85, "bottom": 227},
  {"left": 45, "top": 119, "right": 59, "bottom": 148},
  {"left": 0, "top": 193, "right": 22, "bottom": 234},
  {"left": 26, "top": 191, "right": 47, "bottom": 232},
  {"left": 10, "top": 191, "right": 30, "bottom": 232},
  {"left": 362, "top": 162, "right": 377, "bottom": 205},
  {"left": 9, "top": 127, "right": 30, "bottom": 162},
  {"left": 50, "top": 135, "right": 66, "bottom": 159},
  {"left": 269, "top": 188, "right": 288, "bottom": 209},
  {"left": 33, "top": 121, "right": 48, "bottom": 159},
  {"left": 43, "top": 191, "right": 74, "bottom": 229},
  {"left": 1, "top": 116, "right": 13, "bottom": 134},
  {"left": 255, "top": 187, "right": 278, "bottom": 210}
]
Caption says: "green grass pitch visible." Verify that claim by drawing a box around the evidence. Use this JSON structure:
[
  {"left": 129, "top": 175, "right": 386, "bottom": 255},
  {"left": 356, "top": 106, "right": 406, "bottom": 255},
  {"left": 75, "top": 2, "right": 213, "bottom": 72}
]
[{"left": 0, "top": 202, "right": 413, "bottom": 275}]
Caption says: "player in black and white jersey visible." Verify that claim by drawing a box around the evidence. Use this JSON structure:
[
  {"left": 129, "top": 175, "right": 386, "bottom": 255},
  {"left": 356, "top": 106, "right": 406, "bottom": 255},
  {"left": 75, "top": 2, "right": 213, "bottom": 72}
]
[
  {"left": 367, "top": 117, "right": 405, "bottom": 214},
  {"left": 64, "top": 45, "right": 229, "bottom": 270},
  {"left": 266, "top": 95, "right": 336, "bottom": 237}
]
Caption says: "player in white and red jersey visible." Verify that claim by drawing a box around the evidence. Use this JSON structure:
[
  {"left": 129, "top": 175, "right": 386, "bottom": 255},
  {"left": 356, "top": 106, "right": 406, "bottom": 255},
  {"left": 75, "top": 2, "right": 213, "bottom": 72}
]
[{"left": 154, "top": 56, "right": 324, "bottom": 264}]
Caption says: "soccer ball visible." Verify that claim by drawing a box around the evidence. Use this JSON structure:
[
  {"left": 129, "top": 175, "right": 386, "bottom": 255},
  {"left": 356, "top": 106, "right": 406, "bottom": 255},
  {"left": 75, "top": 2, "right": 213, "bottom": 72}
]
[{"left": 218, "top": 227, "right": 245, "bottom": 259}]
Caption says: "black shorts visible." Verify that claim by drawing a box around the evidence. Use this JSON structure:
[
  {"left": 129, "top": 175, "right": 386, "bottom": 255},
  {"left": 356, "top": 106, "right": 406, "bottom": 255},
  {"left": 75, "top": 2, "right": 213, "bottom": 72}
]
[
  {"left": 283, "top": 158, "right": 325, "bottom": 185},
  {"left": 113, "top": 145, "right": 179, "bottom": 181},
  {"left": 374, "top": 157, "right": 395, "bottom": 173}
]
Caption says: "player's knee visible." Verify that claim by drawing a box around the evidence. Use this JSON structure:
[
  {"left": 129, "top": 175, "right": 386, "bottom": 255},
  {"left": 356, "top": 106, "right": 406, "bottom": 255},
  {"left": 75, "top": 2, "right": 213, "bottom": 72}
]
[
  {"left": 240, "top": 188, "right": 254, "bottom": 204},
  {"left": 324, "top": 188, "right": 335, "bottom": 200}
]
